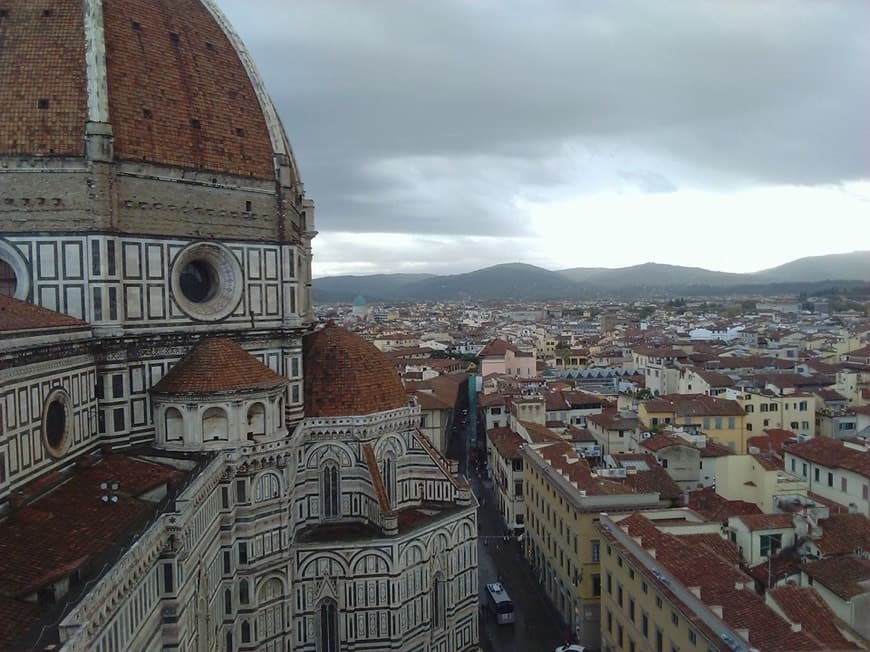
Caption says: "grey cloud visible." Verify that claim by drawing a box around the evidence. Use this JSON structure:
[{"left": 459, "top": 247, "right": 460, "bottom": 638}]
[{"left": 219, "top": 0, "right": 870, "bottom": 236}]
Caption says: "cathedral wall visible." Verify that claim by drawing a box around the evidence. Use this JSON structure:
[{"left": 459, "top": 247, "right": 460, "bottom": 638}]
[
  {"left": 0, "top": 232, "right": 306, "bottom": 327},
  {"left": 0, "top": 352, "right": 99, "bottom": 501}
]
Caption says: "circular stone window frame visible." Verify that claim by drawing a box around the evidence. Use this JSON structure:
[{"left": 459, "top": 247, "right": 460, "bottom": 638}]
[
  {"left": 42, "top": 387, "right": 72, "bottom": 459},
  {"left": 170, "top": 242, "right": 244, "bottom": 322},
  {"left": 0, "top": 238, "right": 31, "bottom": 301}
]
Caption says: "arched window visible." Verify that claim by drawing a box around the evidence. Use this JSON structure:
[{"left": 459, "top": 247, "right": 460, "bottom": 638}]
[
  {"left": 382, "top": 456, "right": 396, "bottom": 506},
  {"left": 241, "top": 620, "right": 251, "bottom": 644},
  {"left": 165, "top": 407, "right": 184, "bottom": 441},
  {"left": 255, "top": 472, "right": 281, "bottom": 502},
  {"left": 318, "top": 600, "right": 339, "bottom": 652},
  {"left": 322, "top": 465, "right": 340, "bottom": 519},
  {"left": 225, "top": 631, "right": 233, "bottom": 652},
  {"left": 224, "top": 588, "right": 233, "bottom": 615},
  {"left": 432, "top": 574, "right": 446, "bottom": 630},
  {"left": 202, "top": 407, "right": 228, "bottom": 440},
  {"left": 247, "top": 402, "right": 266, "bottom": 439}
]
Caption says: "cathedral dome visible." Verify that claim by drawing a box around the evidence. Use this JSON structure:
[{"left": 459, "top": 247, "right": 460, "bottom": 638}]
[
  {"left": 0, "top": 0, "right": 311, "bottom": 245},
  {"left": 0, "top": 0, "right": 289, "bottom": 180},
  {"left": 304, "top": 321, "right": 409, "bottom": 418}
]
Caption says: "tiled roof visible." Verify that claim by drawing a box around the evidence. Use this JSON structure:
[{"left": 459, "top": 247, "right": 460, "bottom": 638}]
[
  {"left": 686, "top": 486, "right": 762, "bottom": 522},
  {"left": 362, "top": 444, "right": 394, "bottom": 516},
  {"left": 612, "top": 454, "right": 683, "bottom": 501},
  {"left": 151, "top": 338, "right": 287, "bottom": 395},
  {"left": 641, "top": 432, "right": 697, "bottom": 452},
  {"left": 304, "top": 321, "right": 409, "bottom": 417},
  {"left": 0, "top": 596, "right": 43, "bottom": 652},
  {"left": 801, "top": 556, "right": 870, "bottom": 600},
  {"left": 479, "top": 338, "right": 531, "bottom": 357},
  {"left": 813, "top": 513, "right": 870, "bottom": 556},
  {"left": 766, "top": 585, "right": 860, "bottom": 650},
  {"left": 644, "top": 394, "right": 745, "bottom": 417},
  {"left": 786, "top": 437, "right": 870, "bottom": 479},
  {"left": 0, "top": 0, "right": 276, "bottom": 179},
  {"left": 487, "top": 427, "right": 524, "bottom": 460},
  {"left": 0, "top": 1, "right": 87, "bottom": 158},
  {"left": 0, "top": 294, "right": 88, "bottom": 332},
  {"left": 610, "top": 513, "right": 819, "bottom": 651},
  {"left": 520, "top": 421, "right": 562, "bottom": 445},
  {"left": 747, "top": 429, "right": 795, "bottom": 454},
  {"left": 0, "top": 455, "right": 183, "bottom": 647},
  {"left": 535, "top": 441, "right": 635, "bottom": 497},
  {"left": 103, "top": 0, "right": 275, "bottom": 179}
]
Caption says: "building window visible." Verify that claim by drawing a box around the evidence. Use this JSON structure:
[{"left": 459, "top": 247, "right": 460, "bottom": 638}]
[
  {"left": 241, "top": 620, "right": 252, "bottom": 644},
  {"left": 760, "top": 533, "right": 782, "bottom": 558},
  {"left": 592, "top": 574, "right": 601, "bottom": 596},
  {"left": 383, "top": 456, "right": 396, "bottom": 505},
  {"left": 671, "top": 611, "right": 678, "bottom": 626},
  {"left": 318, "top": 600, "right": 339, "bottom": 652},
  {"left": 814, "top": 468, "right": 820, "bottom": 483},
  {"left": 689, "top": 630, "right": 697, "bottom": 645},
  {"left": 432, "top": 574, "right": 446, "bottom": 629},
  {"left": 254, "top": 472, "right": 281, "bottom": 502},
  {"left": 322, "top": 465, "right": 340, "bottom": 518},
  {"left": 841, "top": 477, "right": 847, "bottom": 492},
  {"left": 642, "top": 612, "right": 648, "bottom": 638},
  {"left": 592, "top": 540, "right": 600, "bottom": 562},
  {"left": 827, "top": 472, "right": 834, "bottom": 487}
]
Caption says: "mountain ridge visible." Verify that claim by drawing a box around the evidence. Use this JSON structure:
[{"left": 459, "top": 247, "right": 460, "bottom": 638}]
[{"left": 312, "top": 251, "right": 870, "bottom": 302}]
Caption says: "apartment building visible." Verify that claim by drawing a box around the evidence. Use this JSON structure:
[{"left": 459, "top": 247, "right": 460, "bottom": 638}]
[
  {"left": 596, "top": 511, "right": 859, "bottom": 652},
  {"left": 732, "top": 390, "right": 815, "bottom": 438},
  {"left": 521, "top": 440, "right": 663, "bottom": 649},
  {"left": 639, "top": 394, "right": 746, "bottom": 452}
]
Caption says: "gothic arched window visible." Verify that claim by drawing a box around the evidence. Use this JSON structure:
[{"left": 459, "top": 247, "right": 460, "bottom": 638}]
[
  {"left": 318, "top": 600, "right": 339, "bottom": 652},
  {"left": 321, "top": 465, "right": 340, "bottom": 518},
  {"left": 432, "top": 574, "right": 446, "bottom": 630},
  {"left": 382, "top": 455, "right": 396, "bottom": 506},
  {"left": 254, "top": 472, "right": 281, "bottom": 502}
]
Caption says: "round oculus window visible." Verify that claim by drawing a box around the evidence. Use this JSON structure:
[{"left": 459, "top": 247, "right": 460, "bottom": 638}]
[
  {"left": 0, "top": 238, "right": 31, "bottom": 300},
  {"left": 42, "top": 389, "right": 72, "bottom": 458},
  {"left": 171, "top": 243, "right": 243, "bottom": 321}
]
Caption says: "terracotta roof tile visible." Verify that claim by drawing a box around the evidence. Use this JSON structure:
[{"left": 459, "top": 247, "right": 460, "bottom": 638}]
[
  {"left": 0, "top": 455, "right": 183, "bottom": 624},
  {"left": 151, "top": 338, "right": 287, "bottom": 395},
  {"left": 801, "top": 556, "right": 870, "bottom": 600},
  {"left": 686, "top": 486, "right": 763, "bottom": 522},
  {"left": 787, "top": 437, "right": 870, "bottom": 479},
  {"left": 766, "top": 585, "right": 860, "bottom": 650},
  {"left": 813, "top": 513, "right": 870, "bottom": 556},
  {"left": 0, "top": 294, "right": 88, "bottom": 332},
  {"left": 0, "top": 1, "right": 87, "bottom": 158},
  {"left": 304, "top": 321, "right": 408, "bottom": 417},
  {"left": 103, "top": 0, "right": 275, "bottom": 179}
]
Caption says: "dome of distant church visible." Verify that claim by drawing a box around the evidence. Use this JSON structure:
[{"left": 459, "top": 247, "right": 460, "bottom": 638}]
[
  {"left": 304, "top": 321, "right": 408, "bottom": 417},
  {"left": 352, "top": 295, "right": 368, "bottom": 307}
]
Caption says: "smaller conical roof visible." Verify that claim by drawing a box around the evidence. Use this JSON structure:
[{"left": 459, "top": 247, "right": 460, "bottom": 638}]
[{"left": 151, "top": 338, "right": 287, "bottom": 396}]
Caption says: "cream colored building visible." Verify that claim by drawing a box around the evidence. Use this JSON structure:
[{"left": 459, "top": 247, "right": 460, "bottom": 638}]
[
  {"left": 521, "top": 440, "right": 662, "bottom": 649},
  {"left": 715, "top": 454, "right": 807, "bottom": 513},
  {"left": 596, "top": 511, "right": 859, "bottom": 652},
  {"left": 731, "top": 390, "right": 815, "bottom": 438}
]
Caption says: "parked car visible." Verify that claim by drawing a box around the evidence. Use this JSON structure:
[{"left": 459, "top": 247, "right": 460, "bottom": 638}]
[{"left": 555, "top": 645, "right": 586, "bottom": 652}]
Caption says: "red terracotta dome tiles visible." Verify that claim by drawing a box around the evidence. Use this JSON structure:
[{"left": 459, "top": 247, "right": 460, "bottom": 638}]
[{"left": 304, "top": 322, "right": 409, "bottom": 418}]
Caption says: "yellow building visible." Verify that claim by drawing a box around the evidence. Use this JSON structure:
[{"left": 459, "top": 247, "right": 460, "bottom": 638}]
[
  {"left": 639, "top": 394, "right": 746, "bottom": 452},
  {"left": 596, "top": 511, "right": 856, "bottom": 652},
  {"left": 733, "top": 390, "right": 815, "bottom": 439},
  {"left": 521, "top": 440, "right": 663, "bottom": 649}
]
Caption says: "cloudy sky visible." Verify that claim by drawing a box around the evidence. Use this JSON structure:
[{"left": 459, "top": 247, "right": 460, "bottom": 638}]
[{"left": 217, "top": 1, "right": 870, "bottom": 278}]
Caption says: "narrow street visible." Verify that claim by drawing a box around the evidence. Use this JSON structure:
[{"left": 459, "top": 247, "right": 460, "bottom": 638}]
[
  {"left": 447, "top": 415, "right": 568, "bottom": 652},
  {"left": 473, "top": 474, "right": 568, "bottom": 652}
]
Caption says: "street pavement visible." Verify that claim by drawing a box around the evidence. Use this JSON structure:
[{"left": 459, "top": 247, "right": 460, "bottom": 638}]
[
  {"left": 473, "top": 474, "right": 570, "bottom": 652},
  {"left": 447, "top": 416, "right": 569, "bottom": 652}
]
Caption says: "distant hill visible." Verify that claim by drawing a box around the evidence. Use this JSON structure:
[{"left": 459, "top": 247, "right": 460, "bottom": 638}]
[
  {"left": 751, "top": 251, "right": 870, "bottom": 284},
  {"left": 312, "top": 251, "right": 870, "bottom": 302},
  {"left": 559, "top": 262, "right": 747, "bottom": 290},
  {"left": 396, "top": 263, "right": 582, "bottom": 301},
  {"left": 312, "top": 273, "right": 435, "bottom": 303}
]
